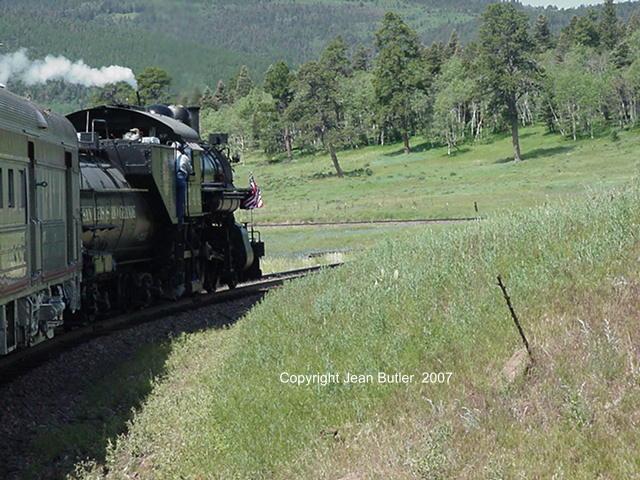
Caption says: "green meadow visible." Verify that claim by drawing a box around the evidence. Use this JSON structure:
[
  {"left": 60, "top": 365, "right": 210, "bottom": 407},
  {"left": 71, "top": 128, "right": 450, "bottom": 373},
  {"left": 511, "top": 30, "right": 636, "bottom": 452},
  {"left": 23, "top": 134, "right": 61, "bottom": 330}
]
[
  {"left": 244, "top": 126, "right": 639, "bottom": 272},
  {"left": 235, "top": 126, "right": 640, "bottom": 224},
  {"left": 258, "top": 223, "right": 449, "bottom": 272}
]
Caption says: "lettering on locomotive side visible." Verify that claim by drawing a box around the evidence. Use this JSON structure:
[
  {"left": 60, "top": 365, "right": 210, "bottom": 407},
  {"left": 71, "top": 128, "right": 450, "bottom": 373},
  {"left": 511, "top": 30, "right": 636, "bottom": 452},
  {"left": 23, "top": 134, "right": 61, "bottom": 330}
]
[{"left": 81, "top": 205, "right": 136, "bottom": 224}]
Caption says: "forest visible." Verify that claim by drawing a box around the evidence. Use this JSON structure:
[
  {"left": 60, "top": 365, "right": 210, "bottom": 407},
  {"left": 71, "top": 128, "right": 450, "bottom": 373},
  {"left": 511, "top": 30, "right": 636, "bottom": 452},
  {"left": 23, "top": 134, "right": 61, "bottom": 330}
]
[
  {"left": 3, "top": 0, "right": 640, "bottom": 112},
  {"left": 197, "top": 0, "right": 640, "bottom": 172}
]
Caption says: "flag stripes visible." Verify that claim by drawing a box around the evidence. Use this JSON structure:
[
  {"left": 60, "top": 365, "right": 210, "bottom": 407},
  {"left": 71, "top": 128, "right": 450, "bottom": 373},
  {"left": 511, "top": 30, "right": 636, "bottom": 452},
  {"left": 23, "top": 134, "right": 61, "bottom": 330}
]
[{"left": 241, "top": 174, "right": 264, "bottom": 209}]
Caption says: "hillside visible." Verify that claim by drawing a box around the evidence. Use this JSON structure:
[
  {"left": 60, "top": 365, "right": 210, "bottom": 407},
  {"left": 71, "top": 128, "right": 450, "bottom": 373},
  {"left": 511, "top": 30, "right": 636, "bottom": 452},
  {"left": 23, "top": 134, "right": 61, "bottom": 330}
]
[
  {"left": 2, "top": 0, "right": 640, "bottom": 109},
  {"left": 0, "top": 0, "right": 482, "bottom": 94},
  {"left": 65, "top": 181, "right": 640, "bottom": 479}
]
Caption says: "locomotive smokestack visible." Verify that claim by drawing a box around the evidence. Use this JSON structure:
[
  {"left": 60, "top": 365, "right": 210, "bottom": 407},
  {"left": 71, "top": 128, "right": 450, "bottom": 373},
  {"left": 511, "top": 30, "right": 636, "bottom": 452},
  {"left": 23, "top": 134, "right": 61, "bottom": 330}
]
[{"left": 187, "top": 106, "right": 200, "bottom": 136}]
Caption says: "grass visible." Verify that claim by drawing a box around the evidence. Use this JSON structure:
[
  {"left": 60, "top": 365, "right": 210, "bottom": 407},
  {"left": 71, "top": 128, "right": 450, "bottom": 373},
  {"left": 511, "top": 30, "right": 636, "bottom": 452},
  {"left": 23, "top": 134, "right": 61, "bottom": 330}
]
[
  {"left": 77, "top": 182, "right": 640, "bottom": 479},
  {"left": 235, "top": 126, "right": 640, "bottom": 223},
  {"left": 260, "top": 251, "right": 346, "bottom": 274},
  {"left": 258, "top": 223, "right": 449, "bottom": 273}
]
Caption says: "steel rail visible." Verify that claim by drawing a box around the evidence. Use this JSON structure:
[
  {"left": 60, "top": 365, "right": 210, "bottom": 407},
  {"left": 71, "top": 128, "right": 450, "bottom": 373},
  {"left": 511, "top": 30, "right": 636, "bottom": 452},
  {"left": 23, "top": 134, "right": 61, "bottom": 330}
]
[{"left": 255, "top": 217, "right": 481, "bottom": 228}]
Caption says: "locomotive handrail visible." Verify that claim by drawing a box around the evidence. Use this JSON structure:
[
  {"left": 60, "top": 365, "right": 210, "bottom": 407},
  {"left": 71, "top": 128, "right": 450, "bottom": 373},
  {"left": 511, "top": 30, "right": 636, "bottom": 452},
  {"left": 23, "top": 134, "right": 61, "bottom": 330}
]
[
  {"left": 82, "top": 223, "right": 120, "bottom": 231},
  {"left": 201, "top": 187, "right": 245, "bottom": 196}
]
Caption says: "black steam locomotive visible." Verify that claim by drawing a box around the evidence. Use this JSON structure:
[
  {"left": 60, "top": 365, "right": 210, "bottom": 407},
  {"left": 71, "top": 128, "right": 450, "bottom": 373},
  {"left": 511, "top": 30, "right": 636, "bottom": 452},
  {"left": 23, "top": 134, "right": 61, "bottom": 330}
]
[{"left": 0, "top": 88, "right": 263, "bottom": 355}]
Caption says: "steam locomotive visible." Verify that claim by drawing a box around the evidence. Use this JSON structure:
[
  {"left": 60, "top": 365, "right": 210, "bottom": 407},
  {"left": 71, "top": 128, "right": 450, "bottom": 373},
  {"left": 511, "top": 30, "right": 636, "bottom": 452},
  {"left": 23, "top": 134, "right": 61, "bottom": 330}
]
[{"left": 0, "top": 88, "right": 264, "bottom": 355}]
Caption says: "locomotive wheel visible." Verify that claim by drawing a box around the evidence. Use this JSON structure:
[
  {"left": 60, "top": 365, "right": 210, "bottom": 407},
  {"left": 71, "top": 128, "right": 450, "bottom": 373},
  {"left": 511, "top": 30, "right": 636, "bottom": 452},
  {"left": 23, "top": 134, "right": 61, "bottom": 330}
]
[
  {"left": 195, "top": 258, "right": 206, "bottom": 293},
  {"left": 185, "top": 257, "right": 206, "bottom": 296},
  {"left": 204, "top": 265, "right": 219, "bottom": 293},
  {"left": 226, "top": 271, "right": 238, "bottom": 290}
]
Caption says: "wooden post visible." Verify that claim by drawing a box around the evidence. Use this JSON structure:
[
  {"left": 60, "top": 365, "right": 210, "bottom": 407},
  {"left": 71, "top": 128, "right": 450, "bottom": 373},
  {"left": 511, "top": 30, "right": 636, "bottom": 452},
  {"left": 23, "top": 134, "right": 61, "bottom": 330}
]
[{"left": 496, "top": 275, "right": 532, "bottom": 359}]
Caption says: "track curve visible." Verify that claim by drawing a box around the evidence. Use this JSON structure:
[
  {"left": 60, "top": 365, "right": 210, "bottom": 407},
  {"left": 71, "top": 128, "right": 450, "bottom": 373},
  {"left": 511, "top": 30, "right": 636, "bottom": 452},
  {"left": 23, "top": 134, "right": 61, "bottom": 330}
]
[{"left": 0, "top": 263, "right": 342, "bottom": 383}]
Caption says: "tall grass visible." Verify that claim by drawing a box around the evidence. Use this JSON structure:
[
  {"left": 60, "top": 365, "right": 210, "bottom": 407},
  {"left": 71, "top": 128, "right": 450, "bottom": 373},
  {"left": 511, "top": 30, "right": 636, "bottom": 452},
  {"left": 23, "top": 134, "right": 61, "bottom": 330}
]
[{"left": 90, "top": 183, "right": 640, "bottom": 479}]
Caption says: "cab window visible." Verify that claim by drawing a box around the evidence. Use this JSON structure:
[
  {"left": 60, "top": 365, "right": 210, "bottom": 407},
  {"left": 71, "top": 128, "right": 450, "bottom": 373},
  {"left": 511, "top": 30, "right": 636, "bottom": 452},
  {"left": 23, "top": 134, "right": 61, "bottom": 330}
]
[
  {"left": 19, "top": 170, "right": 26, "bottom": 209},
  {"left": 7, "top": 169, "right": 14, "bottom": 208}
]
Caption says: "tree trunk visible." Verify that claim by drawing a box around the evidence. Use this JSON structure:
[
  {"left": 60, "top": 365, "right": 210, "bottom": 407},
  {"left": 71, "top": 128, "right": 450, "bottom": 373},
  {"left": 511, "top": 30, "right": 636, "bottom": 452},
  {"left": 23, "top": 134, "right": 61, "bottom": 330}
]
[
  {"left": 471, "top": 103, "right": 477, "bottom": 138},
  {"left": 509, "top": 97, "right": 522, "bottom": 162},
  {"left": 284, "top": 125, "right": 292, "bottom": 160},
  {"left": 548, "top": 101, "right": 565, "bottom": 137},
  {"left": 402, "top": 131, "right": 411, "bottom": 154},
  {"left": 328, "top": 143, "right": 344, "bottom": 177}
]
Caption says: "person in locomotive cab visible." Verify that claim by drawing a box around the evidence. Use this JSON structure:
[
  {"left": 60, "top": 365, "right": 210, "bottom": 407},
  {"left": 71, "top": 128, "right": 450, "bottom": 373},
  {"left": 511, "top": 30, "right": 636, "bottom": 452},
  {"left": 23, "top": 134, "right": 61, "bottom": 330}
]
[
  {"left": 123, "top": 128, "right": 142, "bottom": 141},
  {"left": 174, "top": 142, "right": 193, "bottom": 223}
]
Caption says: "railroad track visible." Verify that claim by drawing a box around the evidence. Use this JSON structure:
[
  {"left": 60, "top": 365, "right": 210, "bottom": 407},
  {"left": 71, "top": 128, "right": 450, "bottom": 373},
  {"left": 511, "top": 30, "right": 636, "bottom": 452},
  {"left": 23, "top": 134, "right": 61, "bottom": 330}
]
[
  {"left": 255, "top": 217, "right": 481, "bottom": 228},
  {"left": 0, "top": 263, "right": 342, "bottom": 383}
]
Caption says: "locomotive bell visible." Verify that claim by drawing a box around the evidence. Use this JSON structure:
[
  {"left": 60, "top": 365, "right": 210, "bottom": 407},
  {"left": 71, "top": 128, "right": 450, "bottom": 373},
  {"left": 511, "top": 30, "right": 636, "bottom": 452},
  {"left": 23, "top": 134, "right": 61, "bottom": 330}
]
[
  {"left": 168, "top": 105, "right": 192, "bottom": 127},
  {"left": 147, "top": 104, "right": 174, "bottom": 118}
]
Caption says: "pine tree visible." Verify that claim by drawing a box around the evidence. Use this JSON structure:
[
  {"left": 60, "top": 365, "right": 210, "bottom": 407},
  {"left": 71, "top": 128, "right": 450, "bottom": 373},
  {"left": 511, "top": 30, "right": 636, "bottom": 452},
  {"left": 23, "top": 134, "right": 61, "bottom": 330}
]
[
  {"left": 373, "top": 12, "right": 429, "bottom": 154},
  {"left": 234, "top": 65, "right": 253, "bottom": 99},
  {"left": 264, "top": 62, "right": 294, "bottom": 109},
  {"left": 213, "top": 80, "right": 228, "bottom": 110},
  {"left": 137, "top": 66, "right": 172, "bottom": 105},
  {"left": 320, "top": 36, "right": 351, "bottom": 77},
  {"left": 264, "top": 61, "right": 295, "bottom": 158},
  {"left": 446, "top": 30, "right": 460, "bottom": 57},
  {"left": 574, "top": 10, "right": 600, "bottom": 48},
  {"left": 478, "top": 3, "right": 539, "bottom": 162},
  {"left": 200, "top": 86, "right": 216, "bottom": 110},
  {"left": 613, "top": 41, "right": 632, "bottom": 69},
  {"left": 424, "top": 41, "right": 446, "bottom": 77},
  {"left": 288, "top": 59, "right": 345, "bottom": 177},
  {"left": 533, "top": 15, "right": 553, "bottom": 52},
  {"left": 352, "top": 45, "right": 370, "bottom": 72},
  {"left": 600, "top": 0, "right": 620, "bottom": 50},
  {"left": 556, "top": 15, "right": 579, "bottom": 56}
]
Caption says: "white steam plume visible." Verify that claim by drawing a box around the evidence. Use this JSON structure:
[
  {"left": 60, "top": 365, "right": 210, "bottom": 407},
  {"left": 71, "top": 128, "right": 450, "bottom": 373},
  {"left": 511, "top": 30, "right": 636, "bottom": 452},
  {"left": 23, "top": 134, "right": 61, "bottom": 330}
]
[{"left": 0, "top": 49, "right": 137, "bottom": 89}]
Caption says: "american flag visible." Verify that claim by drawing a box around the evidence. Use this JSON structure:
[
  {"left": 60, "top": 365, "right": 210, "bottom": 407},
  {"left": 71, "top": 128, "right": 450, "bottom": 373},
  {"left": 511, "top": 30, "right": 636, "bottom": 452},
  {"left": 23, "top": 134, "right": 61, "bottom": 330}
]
[{"left": 241, "top": 174, "right": 264, "bottom": 209}]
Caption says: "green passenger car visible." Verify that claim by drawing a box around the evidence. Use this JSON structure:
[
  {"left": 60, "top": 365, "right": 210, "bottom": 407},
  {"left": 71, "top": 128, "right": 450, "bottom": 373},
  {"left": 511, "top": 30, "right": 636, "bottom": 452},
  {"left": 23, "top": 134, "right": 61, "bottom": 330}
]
[{"left": 0, "top": 87, "right": 82, "bottom": 355}]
